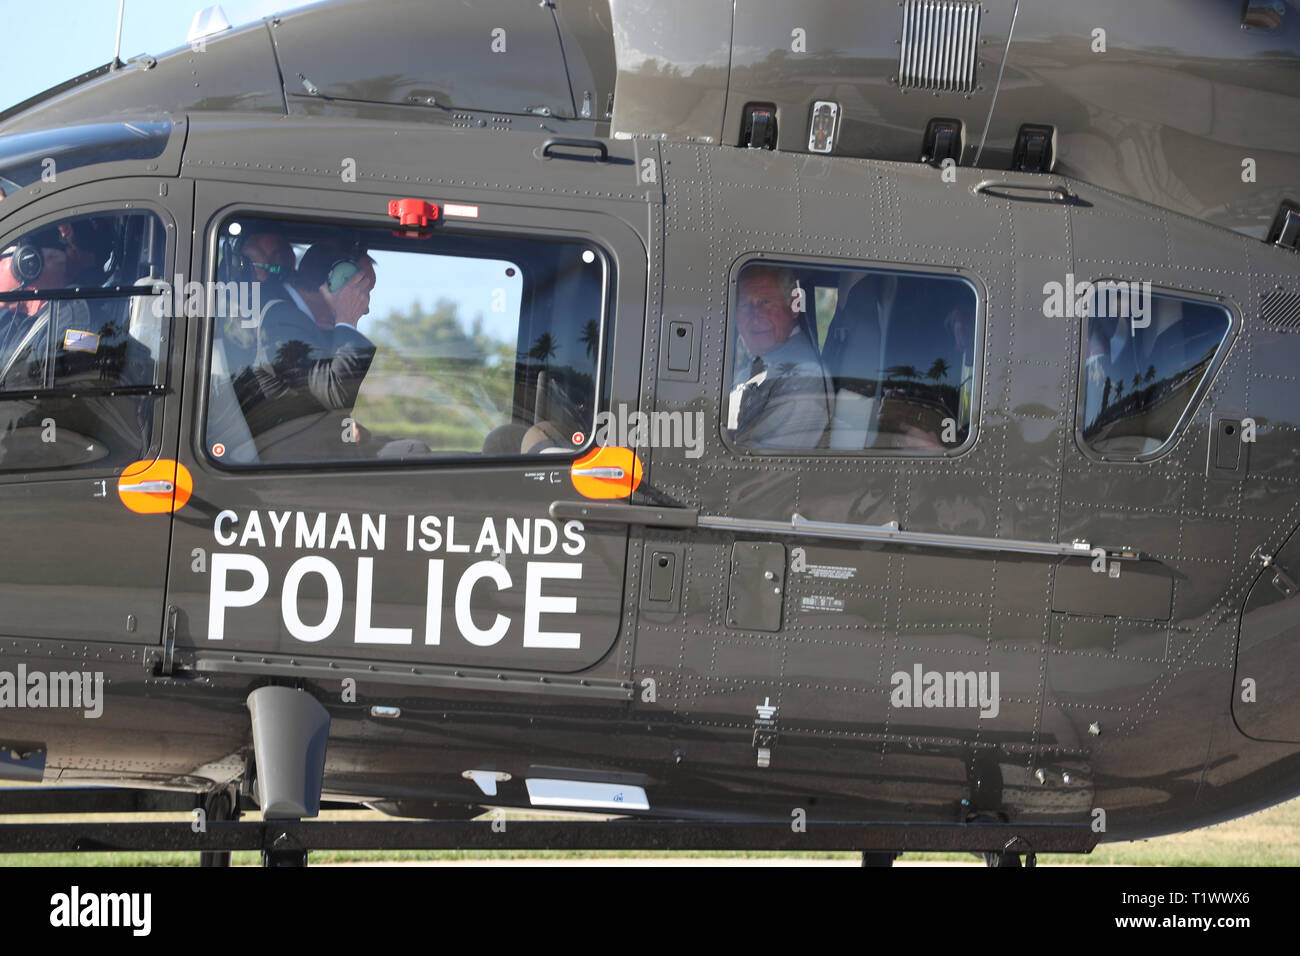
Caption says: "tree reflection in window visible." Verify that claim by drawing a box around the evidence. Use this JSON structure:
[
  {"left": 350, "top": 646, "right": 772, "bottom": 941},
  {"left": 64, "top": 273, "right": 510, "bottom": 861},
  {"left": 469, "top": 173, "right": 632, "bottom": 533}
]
[
  {"left": 1080, "top": 286, "right": 1229, "bottom": 458},
  {"left": 206, "top": 217, "right": 608, "bottom": 465}
]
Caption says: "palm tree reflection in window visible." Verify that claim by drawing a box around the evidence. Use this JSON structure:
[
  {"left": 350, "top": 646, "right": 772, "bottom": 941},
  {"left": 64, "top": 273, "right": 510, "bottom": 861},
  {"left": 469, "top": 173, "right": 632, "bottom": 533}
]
[
  {"left": 579, "top": 320, "right": 599, "bottom": 361},
  {"left": 529, "top": 332, "right": 557, "bottom": 369},
  {"left": 1080, "top": 298, "right": 1230, "bottom": 454}
]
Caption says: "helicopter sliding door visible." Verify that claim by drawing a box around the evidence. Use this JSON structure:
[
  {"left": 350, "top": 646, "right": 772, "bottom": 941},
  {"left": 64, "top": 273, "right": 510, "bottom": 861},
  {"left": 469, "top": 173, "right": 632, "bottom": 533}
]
[
  {"left": 163, "top": 140, "right": 649, "bottom": 679},
  {"left": 0, "top": 178, "right": 191, "bottom": 646},
  {"left": 637, "top": 146, "right": 1097, "bottom": 815}
]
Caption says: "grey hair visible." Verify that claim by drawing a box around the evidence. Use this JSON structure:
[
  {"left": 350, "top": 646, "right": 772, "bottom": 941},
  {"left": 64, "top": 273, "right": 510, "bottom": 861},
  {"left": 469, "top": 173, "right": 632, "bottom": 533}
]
[{"left": 740, "top": 264, "right": 799, "bottom": 308}]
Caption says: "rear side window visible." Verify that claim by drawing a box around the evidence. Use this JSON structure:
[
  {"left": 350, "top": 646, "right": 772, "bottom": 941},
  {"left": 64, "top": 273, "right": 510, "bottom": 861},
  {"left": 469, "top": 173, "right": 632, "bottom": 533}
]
[
  {"left": 726, "top": 260, "right": 978, "bottom": 453},
  {"left": 1078, "top": 284, "right": 1231, "bottom": 459},
  {"left": 205, "top": 215, "right": 608, "bottom": 466}
]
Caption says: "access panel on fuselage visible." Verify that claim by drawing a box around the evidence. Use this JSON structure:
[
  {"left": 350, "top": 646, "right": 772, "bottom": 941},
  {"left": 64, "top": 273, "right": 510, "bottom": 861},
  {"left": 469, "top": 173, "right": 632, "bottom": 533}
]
[{"left": 1235, "top": 522, "right": 1300, "bottom": 743}]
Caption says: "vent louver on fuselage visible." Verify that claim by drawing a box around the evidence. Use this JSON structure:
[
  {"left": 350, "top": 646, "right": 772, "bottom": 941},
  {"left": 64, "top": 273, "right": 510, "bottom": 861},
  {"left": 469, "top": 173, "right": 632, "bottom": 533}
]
[
  {"left": 1261, "top": 290, "right": 1300, "bottom": 331},
  {"left": 898, "top": 0, "right": 982, "bottom": 94}
]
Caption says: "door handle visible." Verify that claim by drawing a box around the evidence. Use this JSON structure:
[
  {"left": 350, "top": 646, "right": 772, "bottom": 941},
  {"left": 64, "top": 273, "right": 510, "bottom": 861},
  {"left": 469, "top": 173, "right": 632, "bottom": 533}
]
[
  {"left": 119, "top": 480, "right": 175, "bottom": 494},
  {"left": 541, "top": 137, "right": 609, "bottom": 162},
  {"left": 972, "top": 180, "right": 1073, "bottom": 203}
]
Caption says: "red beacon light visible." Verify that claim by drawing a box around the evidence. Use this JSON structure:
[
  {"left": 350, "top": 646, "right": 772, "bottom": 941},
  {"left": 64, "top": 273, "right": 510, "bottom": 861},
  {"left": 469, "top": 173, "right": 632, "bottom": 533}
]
[{"left": 387, "top": 198, "right": 440, "bottom": 237}]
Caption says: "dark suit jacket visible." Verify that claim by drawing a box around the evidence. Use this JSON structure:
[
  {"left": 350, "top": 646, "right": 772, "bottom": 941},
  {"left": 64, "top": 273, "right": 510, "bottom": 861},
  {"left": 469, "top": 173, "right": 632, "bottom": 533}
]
[{"left": 235, "top": 292, "right": 376, "bottom": 462}]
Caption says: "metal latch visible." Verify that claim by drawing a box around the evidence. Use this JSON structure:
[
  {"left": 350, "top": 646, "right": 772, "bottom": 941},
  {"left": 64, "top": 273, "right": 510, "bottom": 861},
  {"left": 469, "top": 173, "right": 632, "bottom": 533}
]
[
  {"left": 921, "top": 117, "right": 962, "bottom": 164},
  {"left": 740, "top": 103, "right": 777, "bottom": 150},
  {"left": 1268, "top": 200, "right": 1300, "bottom": 251},
  {"left": 752, "top": 697, "right": 778, "bottom": 768},
  {"left": 1253, "top": 547, "right": 1298, "bottom": 598},
  {"left": 1012, "top": 124, "right": 1054, "bottom": 172},
  {"left": 808, "top": 101, "right": 839, "bottom": 154}
]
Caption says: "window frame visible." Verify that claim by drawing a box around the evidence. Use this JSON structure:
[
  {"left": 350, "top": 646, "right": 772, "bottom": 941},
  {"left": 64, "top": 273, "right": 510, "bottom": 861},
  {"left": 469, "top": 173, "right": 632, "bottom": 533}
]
[
  {"left": 1072, "top": 280, "right": 1237, "bottom": 464},
  {"left": 198, "top": 207, "right": 614, "bottom": 473},
  {"left": 721, "top": 251, "right": 985, "bottom": 458}
]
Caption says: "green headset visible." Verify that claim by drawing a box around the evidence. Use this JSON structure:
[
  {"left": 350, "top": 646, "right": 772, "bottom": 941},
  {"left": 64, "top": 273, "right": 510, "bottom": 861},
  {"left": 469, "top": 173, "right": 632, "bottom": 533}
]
[
  {"left": 324, "top": 258, "right": 360, "bottom": 292},
  {"left": 230, "top": 232, "right": 289, "bottom": 279}
]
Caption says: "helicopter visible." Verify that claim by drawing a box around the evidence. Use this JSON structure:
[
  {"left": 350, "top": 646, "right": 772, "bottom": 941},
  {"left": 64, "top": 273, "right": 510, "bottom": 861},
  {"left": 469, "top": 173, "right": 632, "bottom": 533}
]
[{"left": 0, "top": 0, "right": 1297, "bottom": 867}]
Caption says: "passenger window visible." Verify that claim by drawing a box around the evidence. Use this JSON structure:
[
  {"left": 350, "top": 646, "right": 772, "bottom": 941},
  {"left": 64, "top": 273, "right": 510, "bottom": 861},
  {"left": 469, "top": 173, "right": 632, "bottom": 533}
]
[
  {"left": 1079, "top": 284, "right": 1231, "bottom": 458},
  {"left": 0, "top": 210, "right": 168, "bottom": 472},
  {"left": 726, "top": 261, "right": 978, "bottom": 453},
  {"left": 205, "top": 216, "right": 607, "bottom": 465}
]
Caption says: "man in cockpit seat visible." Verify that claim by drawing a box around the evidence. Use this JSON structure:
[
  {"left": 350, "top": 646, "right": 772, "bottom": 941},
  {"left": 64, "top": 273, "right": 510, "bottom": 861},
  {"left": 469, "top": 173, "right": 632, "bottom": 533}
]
[{"left": 0, "top": 228, "right": 96, "bottom": 392}]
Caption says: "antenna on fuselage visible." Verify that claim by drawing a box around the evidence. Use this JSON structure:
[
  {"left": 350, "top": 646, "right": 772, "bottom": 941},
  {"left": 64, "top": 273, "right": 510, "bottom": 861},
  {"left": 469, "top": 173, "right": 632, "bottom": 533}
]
[{"left": 112, "top": 0, "right": 126, "bottom": 70}]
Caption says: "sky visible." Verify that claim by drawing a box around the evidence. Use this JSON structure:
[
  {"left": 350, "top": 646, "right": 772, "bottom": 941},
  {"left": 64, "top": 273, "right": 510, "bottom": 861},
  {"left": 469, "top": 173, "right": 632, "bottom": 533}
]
[
  {"left": 3, "top": 0, "right": 542, "bottom": 343},
  {"left": 5, "top": 0, "right": 315, "bottom": 110}
]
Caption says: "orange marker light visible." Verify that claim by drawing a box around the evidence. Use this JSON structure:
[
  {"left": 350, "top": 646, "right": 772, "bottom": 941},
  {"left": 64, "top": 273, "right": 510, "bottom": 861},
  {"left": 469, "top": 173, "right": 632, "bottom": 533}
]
[
  {"left": 571, "top": 445, "right": 642, "bottom": 499},
  {"left": 117, "top": 459, "right": 193, "bottom": 514}
]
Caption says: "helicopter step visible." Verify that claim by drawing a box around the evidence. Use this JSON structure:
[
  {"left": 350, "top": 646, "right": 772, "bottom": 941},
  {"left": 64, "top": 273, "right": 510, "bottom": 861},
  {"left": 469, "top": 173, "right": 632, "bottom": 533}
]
[
  {"left": 0, "top": 813, "right": 1092, "bottom": 858},
  {"left": 246, "top": 685, "right": 331, "bottom": 867},
  {"left": 246, "top": 685, "right": 330, "bottom": 821}
]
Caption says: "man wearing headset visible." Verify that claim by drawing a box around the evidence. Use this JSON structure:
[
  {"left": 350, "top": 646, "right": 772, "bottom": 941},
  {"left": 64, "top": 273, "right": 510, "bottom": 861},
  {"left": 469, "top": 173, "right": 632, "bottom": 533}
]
[
  {"left": 0, "top": 227, "right": 94, "bottom": 391},
  {"left": 237, "top": 227, "right": 296, "bottom": 286},
  {"left": 237, "top": 237, "right": 378, "bottom": 461}
]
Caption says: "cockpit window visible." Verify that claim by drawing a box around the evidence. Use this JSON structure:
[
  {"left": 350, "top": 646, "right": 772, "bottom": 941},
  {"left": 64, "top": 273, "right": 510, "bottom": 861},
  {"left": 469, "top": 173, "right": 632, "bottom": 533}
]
[
  {"left": 1078, "top": 284, "right": 1231, "bottom": 459},
  {"left": 0, "top": 208, "right": 168, "bottom": 473},
  {"left": 0, "top": 120, "right": 171, "bottom": 199},
  {"left": 205, "top": 215, "right": 608, "bottom": 466},
  {"left": 0, "top": 210, "right": 167, "bottom": 393}
]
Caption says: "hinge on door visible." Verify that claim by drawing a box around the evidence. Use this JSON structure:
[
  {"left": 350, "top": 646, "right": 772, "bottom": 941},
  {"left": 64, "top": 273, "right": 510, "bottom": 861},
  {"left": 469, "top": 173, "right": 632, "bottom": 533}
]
[
  {"left": 156, "top": 605, "right": 178, "bottom": 676},
  {"left": 1273, "top": 565, "right": 1299, "bottom": 597}
]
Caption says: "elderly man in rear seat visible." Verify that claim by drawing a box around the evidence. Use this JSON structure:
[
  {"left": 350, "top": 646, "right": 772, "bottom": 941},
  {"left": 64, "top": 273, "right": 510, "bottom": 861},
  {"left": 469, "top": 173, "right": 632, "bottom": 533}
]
[{"left": 726, "top": 264, "right": 830, "bottom": 449}]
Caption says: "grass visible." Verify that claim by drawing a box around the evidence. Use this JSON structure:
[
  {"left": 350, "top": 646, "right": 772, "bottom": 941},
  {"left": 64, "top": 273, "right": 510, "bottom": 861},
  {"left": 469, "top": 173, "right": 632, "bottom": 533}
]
[{"left": 3, "top": 797, "right": 1300, "bottom": 866}]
